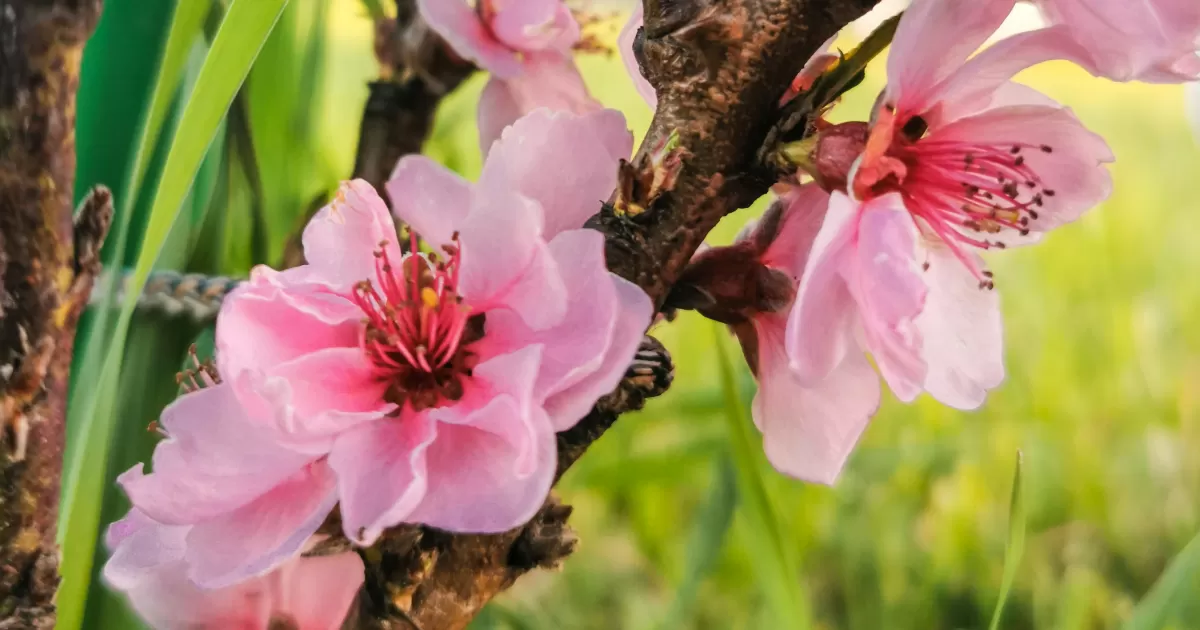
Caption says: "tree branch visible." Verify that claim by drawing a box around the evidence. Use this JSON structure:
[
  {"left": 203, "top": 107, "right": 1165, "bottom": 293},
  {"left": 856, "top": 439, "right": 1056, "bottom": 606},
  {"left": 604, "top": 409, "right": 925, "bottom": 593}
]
[
  {"left": 0, "top": 1, "right": 107, "bottom": 626},
  {"left": 344, "top": 0, "right": 881, "bottom": 628}
]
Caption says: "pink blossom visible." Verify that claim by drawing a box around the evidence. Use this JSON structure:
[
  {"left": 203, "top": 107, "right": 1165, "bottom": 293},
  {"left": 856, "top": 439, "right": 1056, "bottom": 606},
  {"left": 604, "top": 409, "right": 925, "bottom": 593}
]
[
  {"left": 103, "top": 509, "right": 363, "bottom": 630},
  {"left": 682, "top": 186, "right": 881, "bottom": 484},
  {"left": 1032, "top": 0, "right": 1200, "bottom": 82},
  {"left": 789, "top": 0, "right": 1113, "bottom": 410},
  {"left": 122, "top": 108, "right": 648, "bottom": 579},
  {"left": 419, "top": 0, "right": 600, "bottom": 150}
]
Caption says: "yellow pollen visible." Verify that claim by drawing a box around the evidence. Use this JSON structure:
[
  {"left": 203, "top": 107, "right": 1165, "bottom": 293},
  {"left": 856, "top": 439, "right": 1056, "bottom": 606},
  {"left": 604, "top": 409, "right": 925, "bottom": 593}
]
[{"left": 421, "top": 287, "right": 439, "bottom": 309}]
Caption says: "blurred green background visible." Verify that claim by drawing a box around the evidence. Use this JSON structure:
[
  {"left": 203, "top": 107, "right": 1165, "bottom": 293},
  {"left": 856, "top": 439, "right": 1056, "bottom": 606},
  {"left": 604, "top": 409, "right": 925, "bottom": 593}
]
[{"left": 61, "top": 1, "right": 1200, "bottom": 628}]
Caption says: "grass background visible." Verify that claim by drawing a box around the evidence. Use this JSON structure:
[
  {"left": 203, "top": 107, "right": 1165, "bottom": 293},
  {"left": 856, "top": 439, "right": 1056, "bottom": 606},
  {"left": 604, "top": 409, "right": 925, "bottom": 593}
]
[{"left": 61, "top": 1, "right": 1200, "bottom": 628}]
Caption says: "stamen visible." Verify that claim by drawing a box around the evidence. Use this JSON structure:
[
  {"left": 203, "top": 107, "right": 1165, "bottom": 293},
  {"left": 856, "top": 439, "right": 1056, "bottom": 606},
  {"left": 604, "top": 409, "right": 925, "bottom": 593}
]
[{"left": 351, "top": 234, "right": 483, "bottom": 411}]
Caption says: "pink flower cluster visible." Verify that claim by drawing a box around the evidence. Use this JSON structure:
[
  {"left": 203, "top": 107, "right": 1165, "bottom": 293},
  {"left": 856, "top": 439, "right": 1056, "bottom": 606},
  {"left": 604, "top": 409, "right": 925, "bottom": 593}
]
[
  {"left": 659, "top": 0, "right": 1197, "bottom": 484},
  {"left": 104, "top": 109, "right": 651, "bottom": 626}
]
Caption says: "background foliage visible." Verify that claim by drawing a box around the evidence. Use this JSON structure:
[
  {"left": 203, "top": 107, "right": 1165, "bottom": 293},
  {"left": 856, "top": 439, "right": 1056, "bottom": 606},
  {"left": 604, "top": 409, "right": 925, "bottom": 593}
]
[{"left": 61, "top": 1, "right": 1200, "bottom": 628}]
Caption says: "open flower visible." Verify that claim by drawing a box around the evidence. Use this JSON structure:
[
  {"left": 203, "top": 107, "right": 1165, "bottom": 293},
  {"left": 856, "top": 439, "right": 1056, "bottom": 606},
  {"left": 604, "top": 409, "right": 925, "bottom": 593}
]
[
  {"left": 419, "top": 0, "right": 600, "bottom": 150},
  {"left": 103, "top": 509, "right": 363, "bottom": 630},
  {"left": 116, "top": 110, "right": 647, "bottom": 586},
  {"left": 1032, "top": 0, "right": 1200, "bottom": 82},
  {"left": 675, "top": 186, "right": 881, "bottom": 484},
  {"left": 789, "top": 0, "right": 1113, "bottom": 409}
]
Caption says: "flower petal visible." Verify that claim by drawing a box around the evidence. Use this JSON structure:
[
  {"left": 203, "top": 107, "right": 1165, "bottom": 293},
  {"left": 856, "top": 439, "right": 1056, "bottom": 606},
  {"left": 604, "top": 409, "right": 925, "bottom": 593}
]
[
  {"left": 619, "top": 4, "right": 656, "bottom": 107},
  {"left": 417, "top": 0, "right": 523, "bottom": 77},
  {"left": 216, "top": 279, "right": 361, "bottom": 386},
  {"left": 328, "top": 415, "right": 437, "bottom": 546},
  {"left": 753, "top": 315, "right": 881, "bottom": 485},
  {"left": 787, "top": 192, "right": 858, "bottom": 383},
  {"left": 841, "top": 195, "right": 927, "bottom": 402},
  {"left": 542, "top": 274, "right": 652, "bottom": 430},
  {"left": 185, "top": 461, "right": 338, "bottom": 588},
  {"left": 299, "top": 180, "right": 404, "bottom": 289},
  {"left": 119, "top": 384, "right": 317, "bottom": 526},
  {"left": 407, "top": 406, "right": 556, "bottom": 532},
  {"left": 1034, "top": 0, "right": 1200, "bottom": 82},
  {"left": 273, "top": 553, "right": 366, "bottom": 629},
  {"left": 458, "top": 188, "right": 568, "bottom": 330},
  {"left": 488, "top": 0, "right": 579, "bottom": 52},
  {"left": 477, "top": 55, "right": 602, "bottom": 154},
  {"left": 387, "top": 156, "right": 474, "bottom": 248},
  {"left": 479, "top": 108, "right": 631, "bottom": 240},
  {"left": 917, "top": 245, "right": 1005, "bottom": 409},
  {"left": 887, "top": 0, "right": 1017, "bottom": 112}
]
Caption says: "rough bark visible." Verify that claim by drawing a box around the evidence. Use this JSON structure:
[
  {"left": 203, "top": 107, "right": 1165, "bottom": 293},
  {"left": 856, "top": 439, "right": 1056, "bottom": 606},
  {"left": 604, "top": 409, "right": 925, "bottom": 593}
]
[
  {"left": 0, "top": 1, "right": 107, "bottom": 626},
  {"left": 344, "top": 0, "right": 881, "bottom": 628}
]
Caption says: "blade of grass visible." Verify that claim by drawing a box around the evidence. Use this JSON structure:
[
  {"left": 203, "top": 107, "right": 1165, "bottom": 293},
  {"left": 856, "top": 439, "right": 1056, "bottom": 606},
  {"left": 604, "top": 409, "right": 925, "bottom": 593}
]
[
  {"left": 63, "top": 0, "right": 211, "bottom": 517},
  {"left": 712, "top": 323, "right": 809, "bottom": 629},
  {"left": 989, "top": 450, "right": 1027, "bottom": 630},
  {"left": 1122, "top": 529, "right": 1200, "bottom": 630},
  {"left": 58, "top": 2, "right": 290, "bottom": 627},
  {"left": 655, "top": 454, "right": 737, "bottom": 630}
]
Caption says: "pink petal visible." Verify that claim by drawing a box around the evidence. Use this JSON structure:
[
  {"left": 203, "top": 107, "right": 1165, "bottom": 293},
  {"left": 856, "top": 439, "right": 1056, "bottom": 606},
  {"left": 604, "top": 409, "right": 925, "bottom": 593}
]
[
  {"left": 787, "top": 192, "right": 858, "bottom": 383},
  {"left": 299, "top": 180, "right": 404, "bottom": 290},
  {"left": 927, "top": 27, "right": 1088, "bottom": 124},
  {"left": 253, "top": 347, "right": 392, "bottom": 438},
  {"left": 917, "top": 245, "right": 1005, "bottom": 409},
  {"left": 328, "top": 415, "right": 438, "bottom": 546},
  {"left": 619, "top": 5, "right": 656, "bottom": 107},
  {"left": 471, "top": 230, "right": 615, "bottom": 409},
  {"left": 930, "top": 105, "right": 1114, "bottom": 231},
  {"left": 842, "top": 195, "right": 927, "bottom": 402},
  {"left": 119, "top": 384, "right": 317, "bottom": 526},
  {"left": 417, "top": 0, "right": 523, "bottom": 77},
  {"left": 408, "top": 409, "right": 555, "bottom": 533},
  {"left": 273, "top": 553, "right": 365, "bottom": 630},
  {"left": 477, "top": 54, "right": 601, "bottom": 153},
  {"left": 458, "top": 188, "right": 568, "bottom": 331},
  {"left": 102, "top": 510, "right": 188, "bottom": 590},
  {"left": 1034, "top": 0, "right": 1200, "bottom": 82},
  {"left": 387, "top": 156, "right": 474, "bottom": 248},
  {"left": 104, "top": 513, "right": 274, "bottom": 629},
  {"left": 185, "top": 461, "right": 339, "bottom": 588},
  {"left": 479, "top": 109, "right": 631, "bottom": 240},
  {"left": 760, "top": 184, "right": 831, "bottom": 276},
  {"left": 886, "top": 0, "right": 1017, "bottom": 112},
  {"left": 542, "top": 274, "right": 652, "bottom": 430},
  {"left": 411, "top": 345, "right": 554, "bottom": 531},
  {"left": 753, "top": 315, "right": 881, "bottom": 485},
  {"left": 216, "top": 279, "right": 361, "bottom": 387},
  {"left": 488, "top": 0, "right": 580, "bottom": 53}
]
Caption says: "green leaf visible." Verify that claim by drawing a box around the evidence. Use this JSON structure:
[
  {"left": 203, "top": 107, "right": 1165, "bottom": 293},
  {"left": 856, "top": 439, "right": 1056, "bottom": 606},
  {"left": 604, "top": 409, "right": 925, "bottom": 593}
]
[
  {"left": 712, "top": 323, "right": 810, "bottom": 629},
  {"left": 655, "top": 454, "right": 737, "bottom": 629},
  {"left": 989, "top": 451, "right": 1028, "bottom": 630},
  {"left": 64, "top": 0, "right": 209, "bottom": 512},
  {"left": 1122, "top": 530, "right": 1200, "bottom": 630},
  {"left": 58, "top": 2, "right": 290, "bottom": 627}
]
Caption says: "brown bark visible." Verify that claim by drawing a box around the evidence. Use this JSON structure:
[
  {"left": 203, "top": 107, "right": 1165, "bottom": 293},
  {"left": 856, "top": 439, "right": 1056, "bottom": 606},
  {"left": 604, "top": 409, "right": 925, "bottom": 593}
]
[
  {"left": 344, "top": 0, "right": 881, "bottom": 628},
  {"left": 0, "top": 1, "right": 108, "bottom": 626}
]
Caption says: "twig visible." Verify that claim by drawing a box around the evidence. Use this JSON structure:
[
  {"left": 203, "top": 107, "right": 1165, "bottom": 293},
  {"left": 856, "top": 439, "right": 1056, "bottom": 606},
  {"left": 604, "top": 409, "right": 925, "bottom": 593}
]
[{"left": 0, "top": 3, "right": 107, "bottom": 626}]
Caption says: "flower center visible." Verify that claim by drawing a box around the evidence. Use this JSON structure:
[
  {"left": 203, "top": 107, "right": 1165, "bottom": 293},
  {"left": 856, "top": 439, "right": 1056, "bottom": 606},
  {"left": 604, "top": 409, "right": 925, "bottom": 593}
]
[
  {"left": 856, "top": 108, "right": 1058, "bottom": 287},
  {"left": 351, "top": 232, "right": 484, "bottom": 412}
]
